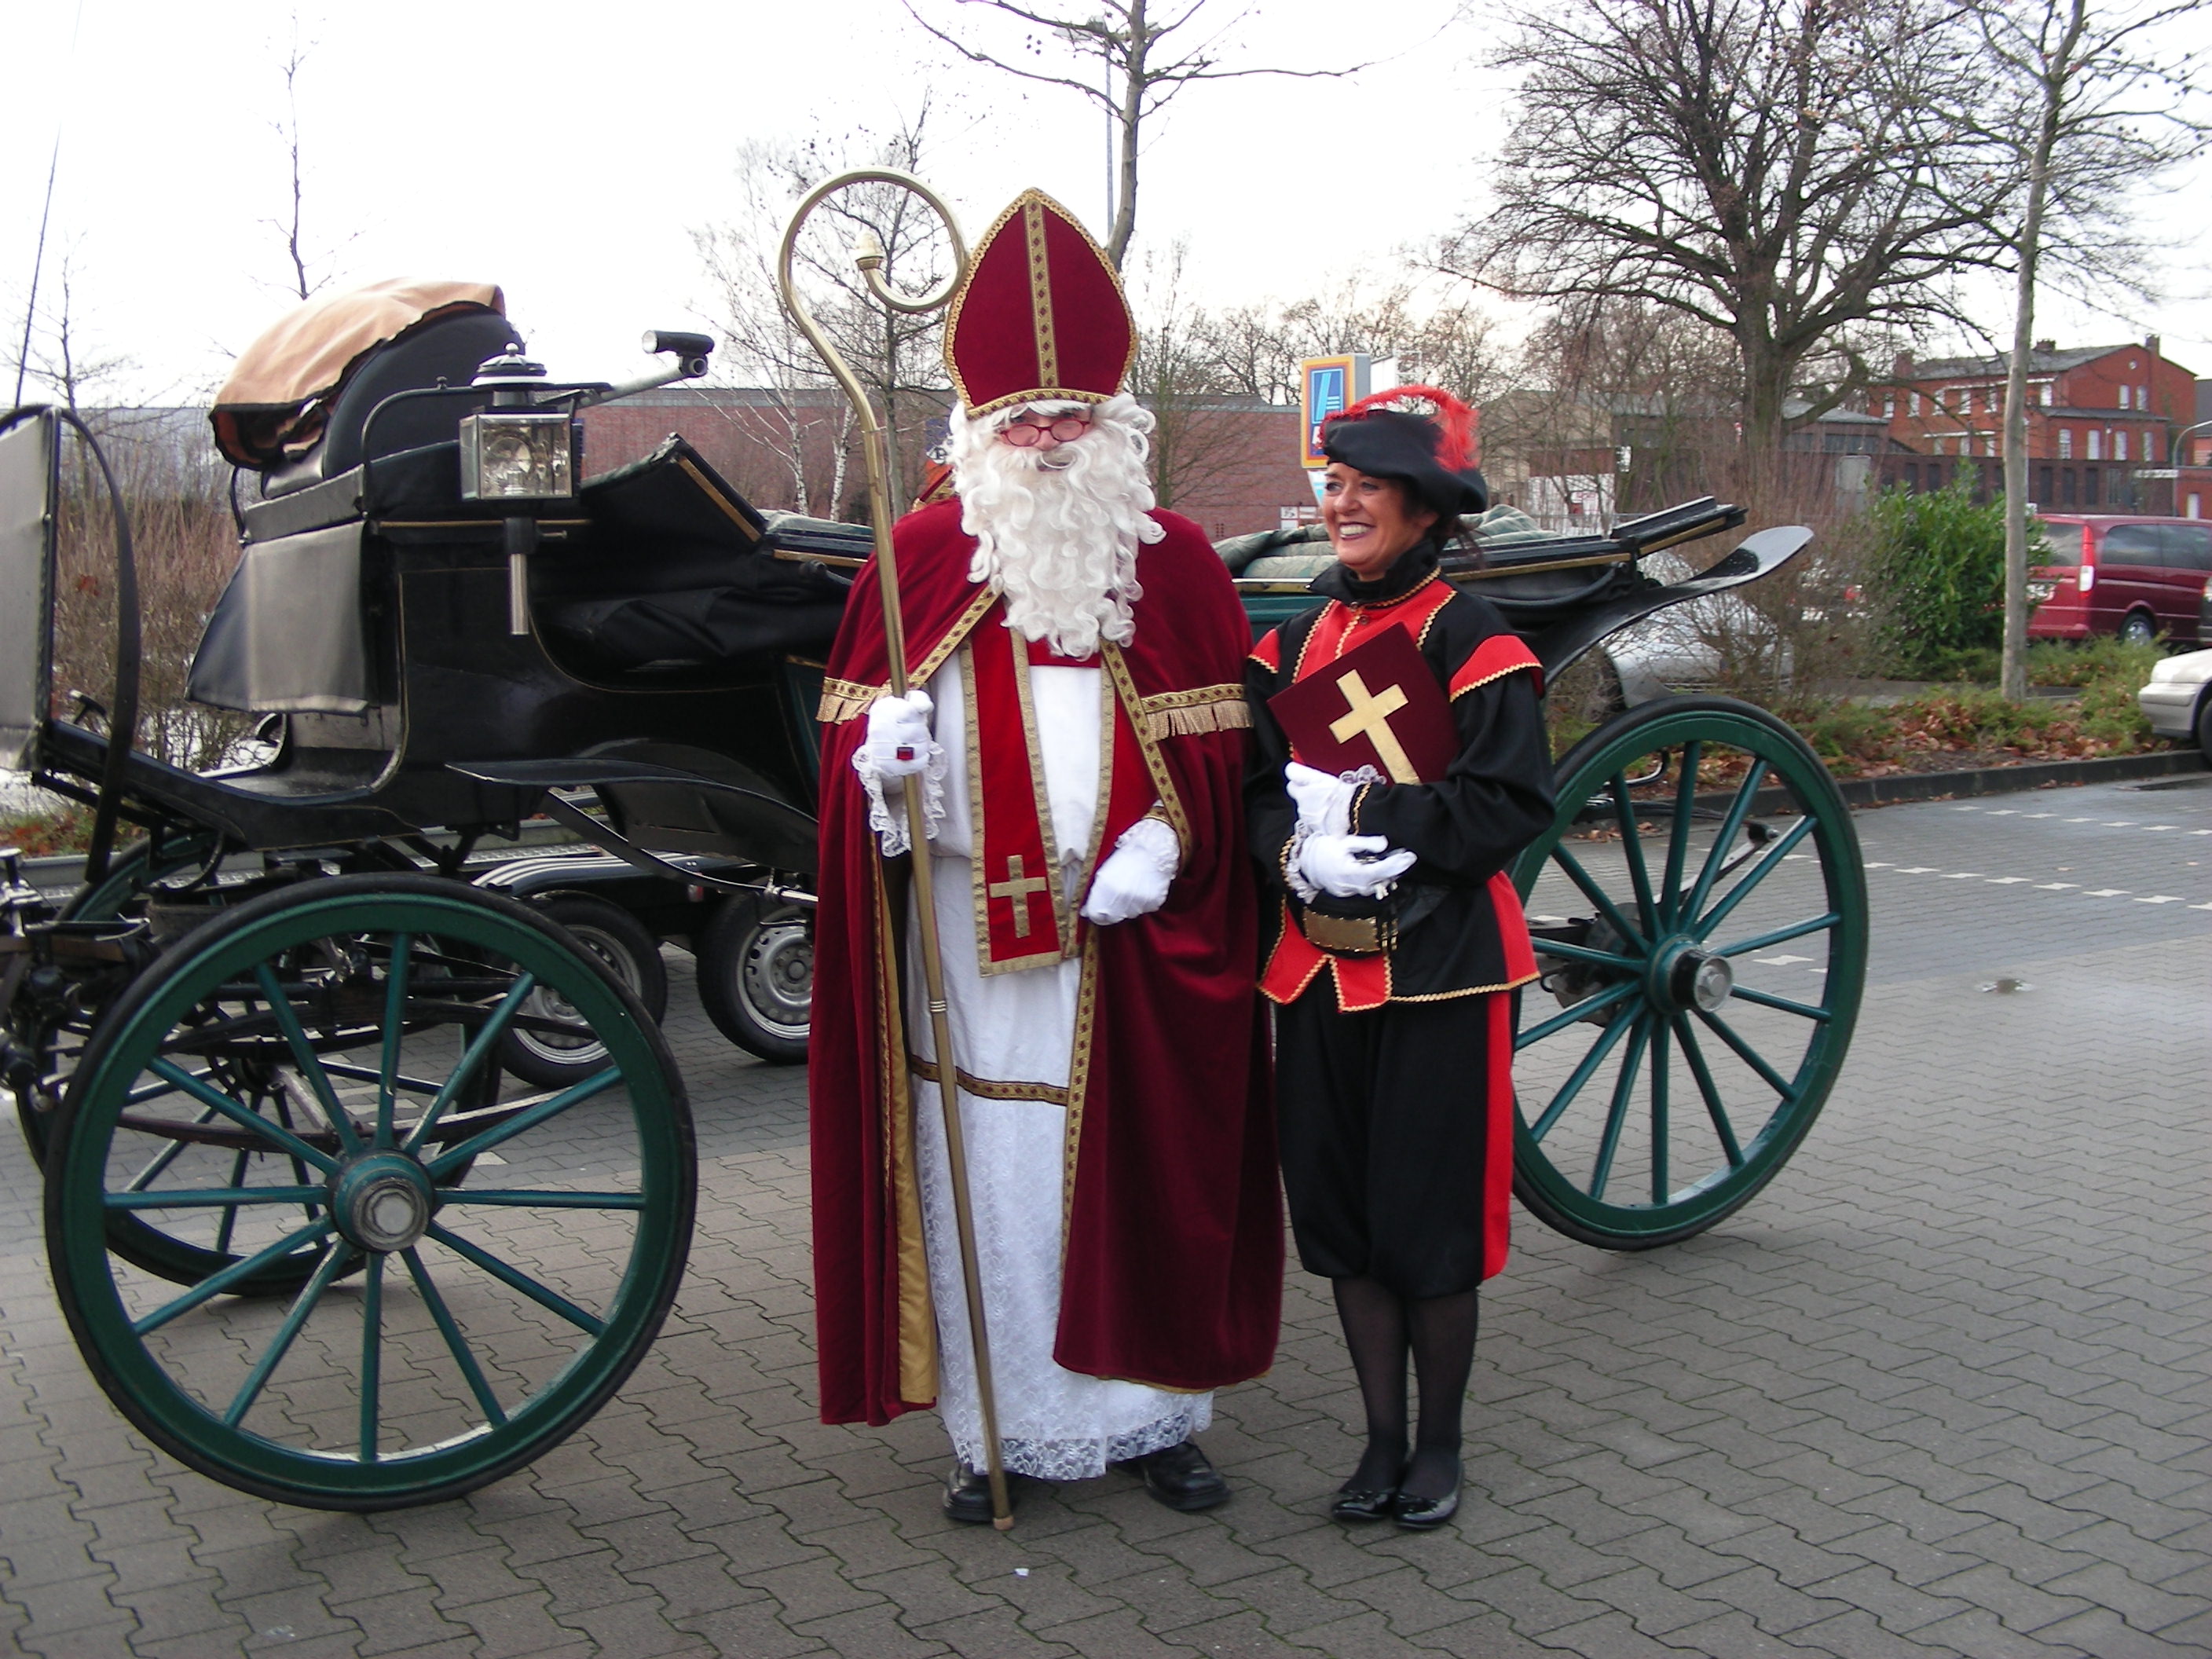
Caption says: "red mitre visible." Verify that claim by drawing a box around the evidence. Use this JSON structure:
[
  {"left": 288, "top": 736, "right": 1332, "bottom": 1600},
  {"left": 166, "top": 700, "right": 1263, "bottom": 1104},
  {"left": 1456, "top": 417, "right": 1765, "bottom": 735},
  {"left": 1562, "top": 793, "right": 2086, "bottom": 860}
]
[{"left": 944, "top": 189, "right": 1135, "bottom": 416}]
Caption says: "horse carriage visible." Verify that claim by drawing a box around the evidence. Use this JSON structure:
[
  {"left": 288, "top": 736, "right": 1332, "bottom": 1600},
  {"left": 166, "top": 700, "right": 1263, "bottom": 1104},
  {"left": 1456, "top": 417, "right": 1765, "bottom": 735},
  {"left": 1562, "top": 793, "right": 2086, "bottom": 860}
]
[{"left": 0, "top": 274, "right": 1866, "bottom": 1513}]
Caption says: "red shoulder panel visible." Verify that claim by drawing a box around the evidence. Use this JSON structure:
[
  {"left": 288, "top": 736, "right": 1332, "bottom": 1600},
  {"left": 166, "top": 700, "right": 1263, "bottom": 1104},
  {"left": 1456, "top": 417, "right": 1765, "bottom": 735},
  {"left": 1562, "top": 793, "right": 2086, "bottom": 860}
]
[
  {"left": 1449, "top": 634, "right": 1543, "bottom": 699},
  {"left": 1251, "top": 629, "right": 1282, "bottom": 674}
]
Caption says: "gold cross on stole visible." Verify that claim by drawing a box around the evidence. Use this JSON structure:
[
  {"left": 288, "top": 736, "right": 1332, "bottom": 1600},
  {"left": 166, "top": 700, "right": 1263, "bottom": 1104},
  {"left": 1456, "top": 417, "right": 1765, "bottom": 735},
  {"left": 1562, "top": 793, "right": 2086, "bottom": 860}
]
[
  {"left": 987, "top": 854, "right": 1053, "bottom": 937},
  {"left": 1328, "top": 670, "right": 1419, "bottom": 783}
]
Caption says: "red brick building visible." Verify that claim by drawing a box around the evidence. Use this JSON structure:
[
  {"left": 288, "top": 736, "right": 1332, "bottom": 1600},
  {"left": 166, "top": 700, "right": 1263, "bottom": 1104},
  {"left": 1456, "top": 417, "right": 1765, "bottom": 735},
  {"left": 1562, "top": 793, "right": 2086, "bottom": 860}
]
[{"left": 1873, "top": 337, "right": 2199, "bottom": 512}]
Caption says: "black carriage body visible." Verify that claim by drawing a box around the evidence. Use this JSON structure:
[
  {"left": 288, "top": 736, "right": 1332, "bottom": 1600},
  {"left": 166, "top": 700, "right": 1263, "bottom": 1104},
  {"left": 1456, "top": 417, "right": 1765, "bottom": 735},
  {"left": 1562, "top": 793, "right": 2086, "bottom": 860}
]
[{"left": 17, "top": 413, "right": 845, "bottom": 870}]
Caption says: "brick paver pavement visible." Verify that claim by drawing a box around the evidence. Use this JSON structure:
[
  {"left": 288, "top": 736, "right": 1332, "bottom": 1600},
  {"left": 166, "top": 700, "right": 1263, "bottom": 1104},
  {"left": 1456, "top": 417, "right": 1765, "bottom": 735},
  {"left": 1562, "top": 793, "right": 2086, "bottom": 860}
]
[{"left": 1, "top": 775, "right": 2206, "bottom": 1657}]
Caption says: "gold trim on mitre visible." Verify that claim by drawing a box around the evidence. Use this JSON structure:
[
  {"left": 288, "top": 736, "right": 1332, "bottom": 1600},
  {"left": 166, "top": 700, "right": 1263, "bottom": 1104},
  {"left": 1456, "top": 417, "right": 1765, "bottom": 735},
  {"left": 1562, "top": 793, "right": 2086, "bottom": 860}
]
[{"left": 943, "top": 188, "right": 1137, "bottom": 419}]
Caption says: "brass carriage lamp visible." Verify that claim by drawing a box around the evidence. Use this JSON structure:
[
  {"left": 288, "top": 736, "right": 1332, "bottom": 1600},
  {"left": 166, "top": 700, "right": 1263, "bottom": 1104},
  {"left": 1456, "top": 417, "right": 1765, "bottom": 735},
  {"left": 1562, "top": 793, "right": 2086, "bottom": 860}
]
[
  {"left": 460, "top": 347, "right": 579, "bottom": 503},
  {"left": 464, "top": 345, "right": 582, "bottom": 633},
  {"left": 459, "top": 412, "right": 576, "bottom": 501}
]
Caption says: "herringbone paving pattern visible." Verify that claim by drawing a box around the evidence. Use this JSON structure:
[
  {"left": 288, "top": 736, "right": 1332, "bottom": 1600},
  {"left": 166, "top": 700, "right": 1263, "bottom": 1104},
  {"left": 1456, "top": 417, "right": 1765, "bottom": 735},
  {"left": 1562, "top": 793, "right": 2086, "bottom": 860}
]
[{"left": 0, "top": 778, "right": 2205, "bottom": 1657}]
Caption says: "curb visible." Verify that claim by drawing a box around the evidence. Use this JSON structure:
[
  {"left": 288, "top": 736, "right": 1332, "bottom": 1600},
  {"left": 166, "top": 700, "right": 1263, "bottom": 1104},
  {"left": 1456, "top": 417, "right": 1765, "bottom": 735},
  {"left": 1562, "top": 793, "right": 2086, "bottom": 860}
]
[{"left": 1831, "top": 745, "right": 2207, "bottom": 809}]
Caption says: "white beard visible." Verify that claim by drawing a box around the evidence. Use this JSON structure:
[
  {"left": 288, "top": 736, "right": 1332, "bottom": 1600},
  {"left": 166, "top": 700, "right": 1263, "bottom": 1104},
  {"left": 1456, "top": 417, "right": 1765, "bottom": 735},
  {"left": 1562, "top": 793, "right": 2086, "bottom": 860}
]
[{"left": 948, "top": 394, "right": 1161, "bottom": 660}]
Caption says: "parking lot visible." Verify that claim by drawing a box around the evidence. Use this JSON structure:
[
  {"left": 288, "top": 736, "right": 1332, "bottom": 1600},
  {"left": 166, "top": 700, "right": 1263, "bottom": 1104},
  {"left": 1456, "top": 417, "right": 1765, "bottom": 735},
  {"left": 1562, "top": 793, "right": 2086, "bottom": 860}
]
[{"left": 1, "top": 774, "right": 2207, "bottom": 1658}]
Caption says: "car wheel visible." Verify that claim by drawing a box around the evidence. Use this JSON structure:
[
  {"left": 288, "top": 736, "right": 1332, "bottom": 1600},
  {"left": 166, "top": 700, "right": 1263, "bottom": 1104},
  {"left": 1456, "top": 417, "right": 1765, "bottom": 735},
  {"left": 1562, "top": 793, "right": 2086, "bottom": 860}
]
[
  {"left": 500, "top": 895, "right": 669, "bottom": 1089},
  {"left": 2196, "top": 690, "right": 2212, "bottom": 765},
  {"left": 2118, "top": 610, "right": 2158, "bottom": 647},
  {"left": 697, "top": 895, "right": 811, "bottom": 1064}
]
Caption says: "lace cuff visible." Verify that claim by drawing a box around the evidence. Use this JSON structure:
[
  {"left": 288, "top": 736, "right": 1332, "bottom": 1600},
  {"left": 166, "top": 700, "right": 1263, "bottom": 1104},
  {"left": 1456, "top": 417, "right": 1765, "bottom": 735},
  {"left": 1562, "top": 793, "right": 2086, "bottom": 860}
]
[
  {"left": 852, "top": 741, "right": 948, "bottom": 856},
  {"left": 1283, "top": 827, "right": 1320, "bottom": 903}
]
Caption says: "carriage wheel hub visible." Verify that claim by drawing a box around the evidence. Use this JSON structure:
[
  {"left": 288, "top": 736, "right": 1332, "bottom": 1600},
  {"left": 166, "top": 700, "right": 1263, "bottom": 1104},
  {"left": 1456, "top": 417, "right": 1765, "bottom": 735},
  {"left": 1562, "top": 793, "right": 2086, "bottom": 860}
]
[
  {"left": 330, "top": 1152, "right": 435, "bottom": 1254},
  {"left": 1652, "top": 939, "right": 1734, "bottom": 1014}
]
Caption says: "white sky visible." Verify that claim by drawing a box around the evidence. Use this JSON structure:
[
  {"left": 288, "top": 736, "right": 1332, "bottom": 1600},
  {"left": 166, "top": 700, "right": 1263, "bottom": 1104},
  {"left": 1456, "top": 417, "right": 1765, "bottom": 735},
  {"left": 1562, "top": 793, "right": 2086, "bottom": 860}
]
[{"left": 5, "top": 0, "right": 2209, "bottom": 408}]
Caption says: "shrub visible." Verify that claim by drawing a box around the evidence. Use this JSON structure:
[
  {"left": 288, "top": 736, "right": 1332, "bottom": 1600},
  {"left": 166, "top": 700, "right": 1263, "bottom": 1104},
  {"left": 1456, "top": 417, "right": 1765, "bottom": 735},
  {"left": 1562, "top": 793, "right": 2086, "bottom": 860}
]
[{"left": 1865, "top": 476, "right": 2009, "bottom": 676}]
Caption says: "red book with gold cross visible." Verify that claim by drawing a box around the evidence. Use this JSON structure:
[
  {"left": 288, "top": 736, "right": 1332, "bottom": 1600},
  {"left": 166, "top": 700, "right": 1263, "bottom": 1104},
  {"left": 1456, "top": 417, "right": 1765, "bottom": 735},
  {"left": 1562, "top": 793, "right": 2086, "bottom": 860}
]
[{"left": 1265, "top": 624, "right": 1458, "bottom": 785}]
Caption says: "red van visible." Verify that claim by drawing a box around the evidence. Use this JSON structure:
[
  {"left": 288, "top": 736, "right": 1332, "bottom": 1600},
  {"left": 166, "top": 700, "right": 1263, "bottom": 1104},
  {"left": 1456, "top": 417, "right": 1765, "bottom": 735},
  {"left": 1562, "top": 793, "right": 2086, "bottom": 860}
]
[{"left": 2027, "top": 516, "right": 2212, "bottom": 646}]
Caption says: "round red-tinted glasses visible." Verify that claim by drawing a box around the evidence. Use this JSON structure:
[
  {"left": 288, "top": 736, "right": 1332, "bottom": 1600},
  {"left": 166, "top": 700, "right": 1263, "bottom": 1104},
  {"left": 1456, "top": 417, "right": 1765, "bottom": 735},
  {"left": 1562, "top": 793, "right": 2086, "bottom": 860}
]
[{"left": 998, "top": 415, "right": 1092, "bottom": 447}]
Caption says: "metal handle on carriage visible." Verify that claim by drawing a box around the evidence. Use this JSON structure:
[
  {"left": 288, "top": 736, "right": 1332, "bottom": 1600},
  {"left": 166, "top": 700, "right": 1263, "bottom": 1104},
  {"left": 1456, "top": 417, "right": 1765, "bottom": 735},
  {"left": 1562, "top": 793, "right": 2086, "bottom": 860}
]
[{"left": 775, "top": 173, "right": 1016, "bottom": 1530}]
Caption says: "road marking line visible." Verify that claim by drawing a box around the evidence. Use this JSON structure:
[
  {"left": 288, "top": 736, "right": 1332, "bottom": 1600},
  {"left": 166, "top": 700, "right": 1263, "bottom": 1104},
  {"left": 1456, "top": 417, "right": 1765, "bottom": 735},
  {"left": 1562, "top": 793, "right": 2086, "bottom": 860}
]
[
  {"left": 1753, "top": 954, "right": 1818, "bottom": 965},
  {"left": 2020, "top": 813, "right": 2056, "bottom": 819},
  {"left": 1984, "top": 877, "right": 2031, "bottom": 884},
  {"left": 1984, "top": 810, "right": 2018, "bottom": 816},
  {"left": 2133, "top": 895, "right": 2186, "bottom": 904},
  {"left": 2082, "top": 888, "right": 2130, "bottom": 897},
  {"left": 1940, "top": 872, "right": 1983, "bottom": 879},
  {"left": 2144, "top": 826, "right": 2176, "bottom": 832},
  {"left": 2064, "top": 818, "right": 2097, "bottom": 822},
  {"left": 2033, "top": 882, "right": 2079, "bottom": 890},
  {"left": 1893, "top": 866, "right": 1939, "bottom": 873},
  {"left": 1864, "top": 861, "right": 1893, "bottom": 869},
  {"left": 2192, "top": 902, "right": 2212, "bottom": 911}
]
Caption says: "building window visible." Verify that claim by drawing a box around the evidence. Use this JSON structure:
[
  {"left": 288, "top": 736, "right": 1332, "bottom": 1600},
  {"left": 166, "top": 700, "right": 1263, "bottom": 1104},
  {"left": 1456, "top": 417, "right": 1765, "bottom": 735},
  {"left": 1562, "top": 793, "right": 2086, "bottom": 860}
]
[
  {"left": 2147, "top": 431, "right": 2159, "bottom": 463},
  {"left": 2038, "top": 383, "right": 2053, "bottom": 407},
  {"left": 2137, "top": 385, "right": 2148, "bottom": 411},
  {"left": 1910, "top": 391, "right": 1921, "bottom": 416},
  {"left": 1883, "top": 395, "right": 1895, "bottom": 419},
  {"left": 2188, "top": 493, "right": 2203, "bottom": 519},
  {"left": 2085, "top": 467, "right": 2099, "bottom": 505},
  {"left": 2118, "top": 384, "right": 2131, "bottom": 409},
  {"left": 2038, "top": 465, "right": 2053, "bottom": 505},
  {"left": 2115, "top": 430, "right": 2127, "bottom": 462},
  {"left": 2061, "top": 468, "right": 2076, "bottom": 505},
  {"left": 2058, "top": 428, "right": 2073, "bottom": 459},
  {"left": 2087, "top": 430, "right": 2102, "bottom": 460}
]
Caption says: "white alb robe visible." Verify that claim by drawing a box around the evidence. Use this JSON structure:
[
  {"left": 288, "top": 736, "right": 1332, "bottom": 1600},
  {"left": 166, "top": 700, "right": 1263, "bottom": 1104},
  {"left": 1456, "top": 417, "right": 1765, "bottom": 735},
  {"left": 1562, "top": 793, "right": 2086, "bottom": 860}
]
[{"left": 899, "top": 650, "right": 1210, "bottom": 1480}]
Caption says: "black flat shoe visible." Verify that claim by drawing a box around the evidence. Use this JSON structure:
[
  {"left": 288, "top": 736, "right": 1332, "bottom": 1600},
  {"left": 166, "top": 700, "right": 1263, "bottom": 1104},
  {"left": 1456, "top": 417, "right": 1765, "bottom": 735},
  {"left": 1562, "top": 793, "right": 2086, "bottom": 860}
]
[
  {"left": 1115, "top": 1439, "right": 1229, "bottom": 1511},
  {"left": 942, "top": 1460, "right": 1016, "bottom": 1525},
  {"left": 1393, "top": 1462, "right": 1462, "bottom": 1531},
  {"left": 1328, "top": 1484, "right": 1399, "bottom": 1522}
]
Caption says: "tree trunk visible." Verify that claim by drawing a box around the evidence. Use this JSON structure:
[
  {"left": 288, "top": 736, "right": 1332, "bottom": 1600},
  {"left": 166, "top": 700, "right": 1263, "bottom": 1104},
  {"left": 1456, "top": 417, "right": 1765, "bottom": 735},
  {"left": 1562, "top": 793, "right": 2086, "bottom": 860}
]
[
  {"left": 2001, "top": 0, "right": 2079, "bottom": 704},
  {"left": 1106, "top": 2, "right": 1146, "bottom": 269}
]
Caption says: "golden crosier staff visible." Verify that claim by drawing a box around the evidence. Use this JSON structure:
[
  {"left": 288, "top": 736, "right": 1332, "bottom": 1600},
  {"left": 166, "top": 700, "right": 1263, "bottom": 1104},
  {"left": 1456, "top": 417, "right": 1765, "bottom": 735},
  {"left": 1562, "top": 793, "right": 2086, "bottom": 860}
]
[{"left": 775, "top": 172, "right": 1016, "bottom": 1532}]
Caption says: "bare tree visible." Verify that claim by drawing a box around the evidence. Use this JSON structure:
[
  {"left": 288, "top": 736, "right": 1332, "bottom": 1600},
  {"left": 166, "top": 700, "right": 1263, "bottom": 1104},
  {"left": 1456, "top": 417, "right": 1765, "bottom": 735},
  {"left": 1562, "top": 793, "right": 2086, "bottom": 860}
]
[
  {"left": 1970, "top": 0, "right": 2207, "bottom": 698},
  {"left": 1125, "top": 240, "right": 1280, "bottom": 511},
  {"left": 694, "top": 111, "right": 962, "bottom": 514},
  {"left": 260, "top": 17, "right": 352, "bottom": 302},
  {"left": 1442, "top": 0, "right": 2009, "bottom": 483},
  {"left": 900, "top": 0, "right": 1377, "bottom": 267},
  {"left": 1197, "top": 279, "right": 1509, "bottom": 408}
]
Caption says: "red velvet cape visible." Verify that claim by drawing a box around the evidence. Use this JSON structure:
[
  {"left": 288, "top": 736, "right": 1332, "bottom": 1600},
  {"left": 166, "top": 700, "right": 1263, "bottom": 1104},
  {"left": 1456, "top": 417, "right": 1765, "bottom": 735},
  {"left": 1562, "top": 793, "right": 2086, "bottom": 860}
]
[{"left": 809, "top": 500, "right": 1282, "bottom": 1426}]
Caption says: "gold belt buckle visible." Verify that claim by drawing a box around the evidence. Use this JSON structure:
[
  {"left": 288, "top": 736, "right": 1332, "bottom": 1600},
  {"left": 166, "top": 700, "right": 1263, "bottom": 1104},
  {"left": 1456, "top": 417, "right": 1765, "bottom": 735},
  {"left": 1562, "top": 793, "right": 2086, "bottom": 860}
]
[{"left": 1298, "top": 909, "right": 1395, "bottom": 956}]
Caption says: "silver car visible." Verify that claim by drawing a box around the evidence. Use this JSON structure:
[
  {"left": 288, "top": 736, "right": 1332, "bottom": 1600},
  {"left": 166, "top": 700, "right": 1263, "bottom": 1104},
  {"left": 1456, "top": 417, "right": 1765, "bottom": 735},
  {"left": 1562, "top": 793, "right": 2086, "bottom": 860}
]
[{"left": 2138, "top": 646, "right": 2212, "bottom": 759}]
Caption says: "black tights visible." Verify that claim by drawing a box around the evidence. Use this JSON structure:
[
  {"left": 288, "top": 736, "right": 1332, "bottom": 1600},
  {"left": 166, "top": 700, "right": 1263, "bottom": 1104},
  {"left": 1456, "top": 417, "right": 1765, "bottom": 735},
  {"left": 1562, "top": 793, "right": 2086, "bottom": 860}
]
[{"left": 1334, "top": 1276, "right": 1479, "bottom": 1501}]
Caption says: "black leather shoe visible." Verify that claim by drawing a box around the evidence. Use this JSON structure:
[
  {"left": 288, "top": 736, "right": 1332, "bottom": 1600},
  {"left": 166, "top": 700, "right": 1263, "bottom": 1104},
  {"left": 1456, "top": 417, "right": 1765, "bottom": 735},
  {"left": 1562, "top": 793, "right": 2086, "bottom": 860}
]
[
  {"left": 1117, "top": 1439, "right": 1230, "bottom": 1511},
  {"left": 1328, "top": 1483, "right": 1400, "bottom": 1523},
  {"left": 942, "top": 1461, "right": 1016, "bottom": 1525},
  {"left": 1393, "top": 1458, "right": 1462, "bottom": 1531}
]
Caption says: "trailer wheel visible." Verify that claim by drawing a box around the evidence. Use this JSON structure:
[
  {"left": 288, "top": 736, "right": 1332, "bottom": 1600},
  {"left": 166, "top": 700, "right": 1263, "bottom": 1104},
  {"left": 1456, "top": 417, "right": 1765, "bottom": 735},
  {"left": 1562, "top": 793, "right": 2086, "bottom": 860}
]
[
  {"left": 696, "top": 895, "right": 811, "bottom": 1064},
  {"left": 1511, "top": 698, "right": 1868, "bottom": 1249},
  {"left": 500, "top": 895, "right": 668, "bottom": 1090},
  {"left": 45, "top": 873, "right": 693, "bottom": 1511}
]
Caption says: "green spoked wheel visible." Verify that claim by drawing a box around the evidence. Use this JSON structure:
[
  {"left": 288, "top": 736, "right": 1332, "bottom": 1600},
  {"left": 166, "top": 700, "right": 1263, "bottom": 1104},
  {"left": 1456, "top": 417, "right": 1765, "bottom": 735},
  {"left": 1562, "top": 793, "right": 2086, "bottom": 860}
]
[
  {"left": 45, "top": 873, "right": 694, "bottom": 1511},
  {"left": 1511, "top": 697, "right": 1868, "bottom": 1249}
]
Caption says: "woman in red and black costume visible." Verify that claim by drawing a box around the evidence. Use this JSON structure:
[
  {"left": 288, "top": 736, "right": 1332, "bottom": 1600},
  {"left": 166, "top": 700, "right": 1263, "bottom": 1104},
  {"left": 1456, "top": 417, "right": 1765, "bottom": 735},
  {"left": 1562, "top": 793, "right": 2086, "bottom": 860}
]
[{"left": 1244, "top": 386, "right": 1555, "bottom": 1530}]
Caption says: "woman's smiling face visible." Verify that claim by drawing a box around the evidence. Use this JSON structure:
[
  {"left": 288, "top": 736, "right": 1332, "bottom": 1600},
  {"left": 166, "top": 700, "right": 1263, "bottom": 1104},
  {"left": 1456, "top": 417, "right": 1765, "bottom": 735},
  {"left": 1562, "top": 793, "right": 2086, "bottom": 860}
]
[{"left": 1320, "top": 464, "right": 1438, "bottom": 580}]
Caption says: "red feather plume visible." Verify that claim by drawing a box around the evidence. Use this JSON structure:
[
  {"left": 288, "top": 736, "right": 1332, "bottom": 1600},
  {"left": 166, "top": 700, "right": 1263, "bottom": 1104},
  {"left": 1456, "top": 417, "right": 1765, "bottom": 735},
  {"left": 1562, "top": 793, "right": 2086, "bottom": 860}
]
[{"left": 1326, "top": 383, "right": 1479, "bottom": 471}]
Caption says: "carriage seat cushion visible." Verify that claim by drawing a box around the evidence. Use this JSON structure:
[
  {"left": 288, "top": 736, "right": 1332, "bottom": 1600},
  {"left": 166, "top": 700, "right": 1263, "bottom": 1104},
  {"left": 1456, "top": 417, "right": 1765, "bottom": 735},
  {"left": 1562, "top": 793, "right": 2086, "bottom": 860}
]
[{"left": 538, "top": 559, "right": 848, "bottom": 676}]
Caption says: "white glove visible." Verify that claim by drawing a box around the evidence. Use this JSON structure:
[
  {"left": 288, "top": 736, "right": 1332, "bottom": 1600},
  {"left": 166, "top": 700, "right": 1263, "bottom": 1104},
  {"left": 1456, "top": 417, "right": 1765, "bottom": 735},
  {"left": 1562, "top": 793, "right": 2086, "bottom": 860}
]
[
  {"left": 1296, "top": 833, "right": 1415, "bottom": 899},
  {"left": 1285, "top": 760, "right": 1357, "bottom": 837},
  {"left": 861, "top": 690, "right": 937, "bottom": 778},
  {"left": 1081, "top": 817, "right": 1179, "bottom": 925}
]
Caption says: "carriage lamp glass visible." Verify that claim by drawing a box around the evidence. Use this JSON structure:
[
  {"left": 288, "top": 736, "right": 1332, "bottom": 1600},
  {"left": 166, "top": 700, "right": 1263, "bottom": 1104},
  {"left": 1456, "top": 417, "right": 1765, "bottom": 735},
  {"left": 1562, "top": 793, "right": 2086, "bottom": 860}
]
[{"left": 459, "top": 412, "right": 577, "bottom": 500}]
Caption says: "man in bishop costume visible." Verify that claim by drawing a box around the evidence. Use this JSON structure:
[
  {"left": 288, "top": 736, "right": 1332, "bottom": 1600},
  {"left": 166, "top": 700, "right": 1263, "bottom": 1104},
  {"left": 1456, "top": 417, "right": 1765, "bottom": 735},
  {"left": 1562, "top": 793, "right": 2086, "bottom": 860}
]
[{"left": 808, "top": 191, "right": 1282, "bottom": 1522}]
